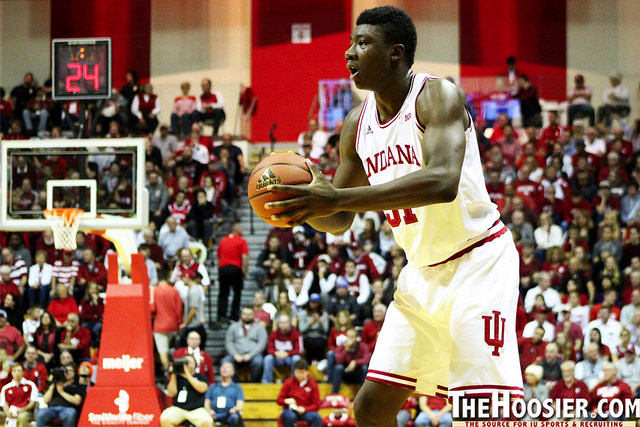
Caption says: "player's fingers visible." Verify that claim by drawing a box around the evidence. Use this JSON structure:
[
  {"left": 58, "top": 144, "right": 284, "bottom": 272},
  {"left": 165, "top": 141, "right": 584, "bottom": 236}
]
[
  {"left": 267, "top": 184, "right": 309, "bottom": 195},
  {"left": 305, "top": 159, "right": 323, "bottom": 179},
  {"left": 271, "top": 207, "right": 304, "bottom": 223},
  {"left": 264, "top": 197, "right": 308, "bottom": 210}
]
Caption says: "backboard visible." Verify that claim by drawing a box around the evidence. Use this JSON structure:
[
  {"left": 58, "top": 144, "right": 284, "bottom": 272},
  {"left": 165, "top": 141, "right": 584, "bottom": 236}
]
[{"left": 0, "top": 138, "right": 148, "bottom": 231}]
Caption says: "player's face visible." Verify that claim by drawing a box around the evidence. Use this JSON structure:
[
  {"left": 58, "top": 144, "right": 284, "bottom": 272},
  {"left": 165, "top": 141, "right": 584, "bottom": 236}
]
[{"left": 346, "top": 25, "right": 392, "bottom": 90}]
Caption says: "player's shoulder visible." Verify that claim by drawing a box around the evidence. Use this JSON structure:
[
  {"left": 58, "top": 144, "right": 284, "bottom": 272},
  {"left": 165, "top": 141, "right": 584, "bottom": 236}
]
[
  {"left": 417, "top": 77, "right": 466, "bottom": 124},
  {"left": 340, "top": 101, "right": 367, "bottom": 143}
]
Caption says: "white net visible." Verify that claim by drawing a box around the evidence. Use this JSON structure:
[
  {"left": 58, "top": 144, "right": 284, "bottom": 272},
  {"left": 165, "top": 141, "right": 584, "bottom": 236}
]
[{"left": 44, "top": 209, "right": 86, "bottom": 250}]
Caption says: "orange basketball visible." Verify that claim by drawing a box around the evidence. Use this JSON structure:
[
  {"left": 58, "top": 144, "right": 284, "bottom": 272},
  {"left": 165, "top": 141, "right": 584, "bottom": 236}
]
[{"left": 248, "top": 152, "right": 312, "bottom": 227}]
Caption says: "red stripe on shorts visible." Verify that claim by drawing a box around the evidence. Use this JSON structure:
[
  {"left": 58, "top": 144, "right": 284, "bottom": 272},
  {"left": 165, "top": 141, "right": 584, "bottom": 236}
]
[
  {"left": 367, "top": 369, "right": 417, "bottom": 383},
  {"left": 437, "top": 384, "right": 448, "bottom": 391},
  {"left": 365, "top": 376, "right": 416, "bottom": 391},
  {"left": 449, "top": 384, "right": 523, "bottom": 392},
  {"left": 427, "top": 222, "right": 507, "bottom": 267},
  {"left": 436, "top": 392, "right": 448, "bottom": 398}
]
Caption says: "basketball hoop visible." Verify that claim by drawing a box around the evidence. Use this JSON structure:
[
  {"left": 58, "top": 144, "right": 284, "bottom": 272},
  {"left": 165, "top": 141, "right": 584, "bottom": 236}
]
[{"left": 44, "top": 208, "right": 88, "bottom": 250}]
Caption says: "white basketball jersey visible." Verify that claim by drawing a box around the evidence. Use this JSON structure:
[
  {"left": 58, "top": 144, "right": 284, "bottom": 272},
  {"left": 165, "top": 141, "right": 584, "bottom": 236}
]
[{"left": 355, "top": 73, "right": 499, "bottom": 267}]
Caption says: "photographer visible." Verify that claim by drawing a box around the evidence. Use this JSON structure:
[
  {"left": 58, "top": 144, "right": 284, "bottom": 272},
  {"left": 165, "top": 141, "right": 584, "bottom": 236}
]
[
  {"left": 160, "top": 354, "right": 213, "bottom": 427},
  {"left": 36, "top": 364, "right": 83, "bottom": 427}
]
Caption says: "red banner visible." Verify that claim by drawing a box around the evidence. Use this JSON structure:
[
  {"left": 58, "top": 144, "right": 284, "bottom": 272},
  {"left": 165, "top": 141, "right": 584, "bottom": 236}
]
[{"left": 78, "top": 254, "right": 162, "bottom": 426}]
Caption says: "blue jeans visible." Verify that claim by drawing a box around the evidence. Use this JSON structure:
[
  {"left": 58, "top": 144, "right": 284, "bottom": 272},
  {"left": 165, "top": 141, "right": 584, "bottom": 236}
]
[
  {"left": 215, "top": 411, "right": 243, "bottom": 426},
  {"left": 23, "top": 109, "right": 49, "bottom": 132},
  {"left": 222, "top": 354, "right": 264, "bottom": 382},
  {"left": 261, "top": 354, "right": 301, "bottom": 383},
  {"left": 36, "top": 406, "right": 77, "bottom": 427},
  {"left": 326, "top": 350, "right": 336, "bottom": 379},
  {"left": 170, "top": 112, "right": 192, "bottom": 137},
  {"left": 83, "top": 321, "right": 102, "bottom": 340},
  {"left": 280, "top": 409, "right": 322, "bottom": 427},
  {"left": 27, "top": 284, "right": 51, "bottom": 308},
  {"left": 415, "top": 410, "right": 452, "bottom": 427}
]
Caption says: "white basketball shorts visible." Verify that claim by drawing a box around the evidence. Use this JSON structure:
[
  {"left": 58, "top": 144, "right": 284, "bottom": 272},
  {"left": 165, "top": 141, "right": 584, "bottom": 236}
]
[{"left": 366, "top": 222, "right": 524, "bottom": 399}]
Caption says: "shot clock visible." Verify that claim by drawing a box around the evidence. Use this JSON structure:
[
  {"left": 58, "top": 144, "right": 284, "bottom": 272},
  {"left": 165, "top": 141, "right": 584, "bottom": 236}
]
[{"left": 52, "top": 38, "right": 111, "bottom": 100}]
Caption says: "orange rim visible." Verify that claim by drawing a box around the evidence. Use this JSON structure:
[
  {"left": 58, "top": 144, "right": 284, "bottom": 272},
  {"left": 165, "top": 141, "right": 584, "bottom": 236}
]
[{"left": 44, "top": 208, "right": 86, "bottom": 226}]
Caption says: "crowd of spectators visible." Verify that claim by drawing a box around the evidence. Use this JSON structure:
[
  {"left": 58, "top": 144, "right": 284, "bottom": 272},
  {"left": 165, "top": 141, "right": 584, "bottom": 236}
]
[
  {"left": 0, "top": 71, "right": 227, "bottom": 140},
  {"left": 2, "top": 61, "right": 640, "bottom": 424},
  {"left": 0, "top": 69, "right": 245, "bottom": 426}
]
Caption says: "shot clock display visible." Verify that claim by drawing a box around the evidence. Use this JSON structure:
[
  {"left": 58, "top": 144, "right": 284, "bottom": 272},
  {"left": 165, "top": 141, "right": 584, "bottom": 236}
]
[{"left": 52, "top": 38, "right": 111, "bottom": 100}]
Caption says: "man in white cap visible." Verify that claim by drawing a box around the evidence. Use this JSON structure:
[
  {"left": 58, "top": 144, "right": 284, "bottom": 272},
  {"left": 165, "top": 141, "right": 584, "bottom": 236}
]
[{"left": 598, "top": 71, "right": 630, "bottom": 125}]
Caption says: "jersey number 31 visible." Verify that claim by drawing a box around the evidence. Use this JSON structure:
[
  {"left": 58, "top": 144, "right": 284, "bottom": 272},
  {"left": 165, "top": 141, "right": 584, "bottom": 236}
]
[{"left": 386, "top": 208, "right": 418, "bottom": 227}]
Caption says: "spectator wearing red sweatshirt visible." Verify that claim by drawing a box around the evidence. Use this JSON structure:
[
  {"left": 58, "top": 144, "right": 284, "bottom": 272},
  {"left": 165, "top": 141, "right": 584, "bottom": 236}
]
[
  {"left": 58, "top": 312, "right": 91, "bottom": 362},
  {"left": 277, "top": 359, "right": 321, "bottom": 427},
  {"left": 79, "top": 282, "right": 104, "bottom": 340},
  {"left": 591, "top": 362, "right": 633, "bottom": 419},
  {"left": 550, "top": 361, "right": 590, "bottom": 403},
  {"left": 48, "top": 285, "right": 79, "bottom": 326},
  {"left": 330, "top": 328, "right": 370, "bottom": 394},
  {"left": 77, "top": 248, "right": 107, "bottom": 293},
  {"left": 518, "top": 326, "right": 547, "bottom": 374},
  {"left": 261, "top": 314, "right": 302, "bottom": 383},
  {"left": 361, "top": 304, "right": 385, "bottom": 352}
]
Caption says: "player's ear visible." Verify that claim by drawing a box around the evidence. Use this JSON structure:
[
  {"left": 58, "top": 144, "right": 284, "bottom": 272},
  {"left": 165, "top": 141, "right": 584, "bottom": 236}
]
[{"left": 390, "top": 44, "right": 405, "bottom": 64}]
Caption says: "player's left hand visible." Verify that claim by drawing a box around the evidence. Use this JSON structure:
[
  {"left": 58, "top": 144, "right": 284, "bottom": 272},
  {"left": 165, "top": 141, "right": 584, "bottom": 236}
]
[{"left": 265, "top": 159, "right": 340, "bottom": 226}]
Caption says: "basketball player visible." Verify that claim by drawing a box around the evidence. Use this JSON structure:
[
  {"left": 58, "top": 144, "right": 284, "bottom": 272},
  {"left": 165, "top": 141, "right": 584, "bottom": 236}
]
[{"left": 266, "top": 6, "right": 522, "bottom": 425}]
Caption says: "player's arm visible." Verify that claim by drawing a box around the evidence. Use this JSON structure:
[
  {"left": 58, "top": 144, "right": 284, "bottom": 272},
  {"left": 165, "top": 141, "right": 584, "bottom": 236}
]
[
  {"left": 267, "top": 79, "right": 466, "bottom": 226},
  {"left": 303, "top": 104, "right": 370, "bottom": 235}
]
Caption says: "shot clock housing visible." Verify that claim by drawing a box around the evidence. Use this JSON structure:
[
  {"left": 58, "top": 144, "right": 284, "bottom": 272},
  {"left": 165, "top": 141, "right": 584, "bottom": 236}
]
[{"left": 52, "top": 37, "right": 111, "bottom": 100}]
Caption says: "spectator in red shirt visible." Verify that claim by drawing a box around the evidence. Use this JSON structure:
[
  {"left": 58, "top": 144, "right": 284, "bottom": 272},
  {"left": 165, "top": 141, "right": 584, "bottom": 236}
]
[
  {"left": 330, "top": 328, "right": 370, "bottom": 394},
  {"left": 361, "top": 304, "right": 385, "bottom": 352},
  {"left": 217, "top": 222, "right": 249, "bottom": 322},
  {"left": 590, "top": 289, "right": 621, "bottom": 322},
  {"left": 252, "top": 291, "right": 273, "bottom": 327},
  {"left": 262, "top": 313, "right": 302, "bottom": 383},
  {"left": 591, "top": 362, "right": 633, "bottom": 419},
  {"left": 48, "top": 285, "right": 79, "bottom": 327},
  {"left": 277, "top": 359, "right": 322, "bottom": 427},
  {"left": 539, "top": 111, "right": 564, "bottom": 152},
  {"left": 0, "top": 266, "right": 19, "bottom": 304},
  {"left": 514, "top": 164, "right": 544, "bottom": 206},
  {"left": 518, "top": 326, "right": 547, "bottom": 374},
  {"left": 0, "top": 309, "right": 25, "bottom": 361},
  {"left": 593, "top": 181, "right": 621, "bottom": 220},
  {"left": 79, "top": 282, "right": 104, "bottom": 340},
  {"left": 0, "top": 364, "right": 37, "bottom": 427},
  {"left": 77, "top": 248, "right": 107, "bottom": 291},
  {"left": 151, "top": 279, "right": 183, "bottom": 371},
  {"left": 22, "top": 345, "right": 47, "bottom": 393},
  {"left": 173, "top": 331, "right": 215, "bottom": 385},
  {"left": 549, "top": 360, "right": 590, "bottom": 403},
  {"left": 58, "top": 313, "right": 91, "bottom": 362}
]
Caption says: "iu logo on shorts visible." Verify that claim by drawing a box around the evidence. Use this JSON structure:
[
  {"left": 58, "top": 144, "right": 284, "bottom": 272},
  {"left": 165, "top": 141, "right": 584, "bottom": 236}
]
[{"left": 482, "top": 310, "right": 505, "bottom": 356}]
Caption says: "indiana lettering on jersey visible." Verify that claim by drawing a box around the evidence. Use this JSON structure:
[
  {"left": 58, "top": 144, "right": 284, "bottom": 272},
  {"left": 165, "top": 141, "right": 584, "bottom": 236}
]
[{"left": 365, "top": 144, "right": 421, "bottom": 178}]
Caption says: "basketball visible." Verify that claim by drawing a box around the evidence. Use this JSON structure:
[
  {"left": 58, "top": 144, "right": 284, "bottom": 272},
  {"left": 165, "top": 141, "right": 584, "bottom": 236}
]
[{"left": 248, "top": 152, "right": 312, "bottom": 227}]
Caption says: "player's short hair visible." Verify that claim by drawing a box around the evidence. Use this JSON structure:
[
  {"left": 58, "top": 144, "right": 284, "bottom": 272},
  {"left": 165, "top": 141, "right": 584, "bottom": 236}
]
[{"left": 356, "top": 6, "right": 417, "bottom": 67}]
